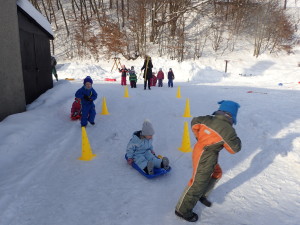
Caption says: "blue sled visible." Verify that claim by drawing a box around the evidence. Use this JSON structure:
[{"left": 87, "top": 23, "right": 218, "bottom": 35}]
[{"left": 125, "top": 154, "right": 171, "bottom": 179}]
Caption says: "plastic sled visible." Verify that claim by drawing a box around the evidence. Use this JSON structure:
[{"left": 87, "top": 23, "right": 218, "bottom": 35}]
[
  {"left": 70, "top": 114, "right": 81, "bottom": 120},
  {"left": 104, "top": 78, "right": 117, "bottom": 82},
  {"left": 125, "top": 154, "right": 171, "bottom": 179}
]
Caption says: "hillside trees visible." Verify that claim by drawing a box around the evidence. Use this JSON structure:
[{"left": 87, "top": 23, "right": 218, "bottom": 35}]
[{"left": 31, "top": 0, "right": 296, "bottom": 61}]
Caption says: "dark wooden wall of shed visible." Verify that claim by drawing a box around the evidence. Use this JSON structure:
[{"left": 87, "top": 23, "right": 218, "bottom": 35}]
[{"left": 17, "top": 10, "right": 53, "bottom": 104}]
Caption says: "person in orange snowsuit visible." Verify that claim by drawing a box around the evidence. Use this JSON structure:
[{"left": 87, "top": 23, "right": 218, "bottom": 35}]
[{"left": 175, "top": 100, "right": 242, "bottom": 222}]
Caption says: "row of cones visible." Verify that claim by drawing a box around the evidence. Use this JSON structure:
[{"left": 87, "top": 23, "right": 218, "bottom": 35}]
[
  {"left": 100, "top": 86, "right": 191, "bottom": 117},
  {"left": 78, "top": 86, "right": 193, "bottom": 161},
  {"left": 176, "top": 86, "right": 193, "bottom": 153}
]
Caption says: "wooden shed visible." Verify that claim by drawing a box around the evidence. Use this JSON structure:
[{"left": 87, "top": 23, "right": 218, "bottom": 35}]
[
  {"left": 0, "top": 0, "right": 54, "bottom": 121},
  {"left": 17, "top": 0, "right": 54, "bottom": 104}
]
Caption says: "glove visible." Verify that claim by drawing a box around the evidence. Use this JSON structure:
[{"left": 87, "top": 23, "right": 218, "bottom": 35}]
[
  {"left": 127, "top": 158, "right": 134, "bottom": 165},
  {"left": 84, "top": 95, "right": 92, "bottom": 101}
]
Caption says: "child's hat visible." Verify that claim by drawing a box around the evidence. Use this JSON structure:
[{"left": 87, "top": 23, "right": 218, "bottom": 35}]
[
  {"left": 84, "top": 76, "right": 93, "bottom": 84},
  {"left": 141, "top": 120, "right": 155, "bottom": 136},
  {"left": 217, "top": 100, "right": 240, "bottom": 124}
]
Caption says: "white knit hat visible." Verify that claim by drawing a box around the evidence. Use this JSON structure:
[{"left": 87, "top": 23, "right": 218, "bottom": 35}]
[{"left": 141, "top": 120, "right": 155, "bottom": 136}]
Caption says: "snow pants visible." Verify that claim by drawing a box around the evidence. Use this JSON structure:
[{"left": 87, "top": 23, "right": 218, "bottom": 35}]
[
  {"left": 121, "top": 77, "right": 126, "bottom": 85},
  {"left": 158, "top": 79, "right": 163, "bottom": 87},
  {"left": 130, "top": 80, "right": 136, "bottom": 88},
  {"left": 168, "top": 79, "right": 173, "bottom": 87},
  {"left": 81, "top": 104, "right": 96, "bottom": 126},
  {"left": 134, "top": 151, "right": 162, "bottom": 170},
  {"left": 175, "top": 149, "right": 222, "bottom": 218}
]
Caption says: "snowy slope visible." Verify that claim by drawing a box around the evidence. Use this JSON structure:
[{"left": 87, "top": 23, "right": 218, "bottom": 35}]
[{"left": 0, "top": 49, "right": 299, "bottom": 225}]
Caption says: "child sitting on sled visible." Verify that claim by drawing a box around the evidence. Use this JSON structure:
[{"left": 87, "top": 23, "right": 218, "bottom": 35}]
[
  {"left": 126, "top": 120, "right": 170, "bottom": 175},
  {"left": 70, "top": 97, "right": 82, "bottom": 120}
]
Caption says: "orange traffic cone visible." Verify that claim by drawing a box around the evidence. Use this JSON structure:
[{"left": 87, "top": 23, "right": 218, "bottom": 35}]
[
  {"left": 78, "top": 127, "right": 96, "bottom": 161},
  {"left": 182, "top": 98, "right": 192, "bottom": 117},
  {"left": 100, "top": 97, "right": 110, "bottom": 115},
  {"left": 124, "top": 86, "right": 130, "bottom": 98},
  {"left": 176, "top": 86, "right": 181, "bottom": 98},
  {"left": 178, "top": 121, "right": 192, "bottom": 153}
]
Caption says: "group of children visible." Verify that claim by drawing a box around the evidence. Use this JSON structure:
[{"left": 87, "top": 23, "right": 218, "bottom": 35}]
[
  {"left": 70, "top": 76, "right": 170, "bottom": 175},
  {"left": 119, "top": 65, "right": 138, "bottom": 88},
  {"left": 70, "top": 76, "right": 170, "bottom": 176},
  {"left": 70, "top": 75, "right": 241, "bottom": 223},
  {"left": 157, "top": 67, "right": 175, "bottom": 88},
  {"left": 119, "top": 65, "right": 175, "bottom": 88}
]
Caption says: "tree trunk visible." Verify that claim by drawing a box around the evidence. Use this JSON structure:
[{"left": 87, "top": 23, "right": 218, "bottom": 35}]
[
  {"left": 283, "top": 0, "right": 287, "bottom": 10},
  {"left": 58, "top": 0, "right": 70, "bottom": 36}
]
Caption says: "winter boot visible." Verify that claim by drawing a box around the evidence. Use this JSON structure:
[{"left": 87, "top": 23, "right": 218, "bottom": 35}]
[
  {"left": 162, "top": 157, "right": 170, "bottom": 170},
  {"left": 199, "top": 196, "right": 212, "bottom": 207},
  {"left": 175, "top": 210, "right": 198, "bottom": 222},
  {"left": 147, "top": 161, "right": 154, "bottom": 175}
]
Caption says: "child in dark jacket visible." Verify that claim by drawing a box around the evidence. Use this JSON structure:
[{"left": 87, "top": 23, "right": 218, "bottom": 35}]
[
  {"left": 128, "top": 66, "right": 137, "bottom": 88},
  {"left": 168, "top": 68, "right": 175, "bottom": 88},
  {"left": 75, "top": 76, "right": 98, "bottom": 127},
  {"left": 119, "top": 65, "right": 128, "bottom": 86},
  {"left": 126, "top": 120, "right": 170, "bottom": 175}
]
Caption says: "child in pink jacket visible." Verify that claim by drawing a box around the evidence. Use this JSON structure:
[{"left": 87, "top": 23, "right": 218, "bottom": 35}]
[{"left": 157, "top": 68, "right": 164, "bottom": 87}]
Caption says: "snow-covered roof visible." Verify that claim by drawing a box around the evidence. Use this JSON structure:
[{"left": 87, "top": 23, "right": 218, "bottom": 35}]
[{"left": 16, "top": 0, "right": 54, "bottom": 38}]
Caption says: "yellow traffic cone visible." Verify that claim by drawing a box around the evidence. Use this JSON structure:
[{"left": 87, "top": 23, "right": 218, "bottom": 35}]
[
  {"left": 178, "top": 121, "right": 192, "bottom": 153},
  {"left": 78, "top": 127, "right": 96, "bottom": 161},
  {"left": 176, "top": 86, "right": 181, "bottom": 98},
  {"left": 124, "top": 86, "right": 130, "bottom": 98},
  {"left": 100, "top": 97, "right": 110, "bottom": 115},
  {"left": 182, "top": 98, "right": 192, "bottom": 117}
]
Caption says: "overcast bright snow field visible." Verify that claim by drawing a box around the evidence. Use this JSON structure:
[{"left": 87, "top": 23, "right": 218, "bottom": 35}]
[{"left": 0, "top": 46, "right": 300, "bottom": 225}]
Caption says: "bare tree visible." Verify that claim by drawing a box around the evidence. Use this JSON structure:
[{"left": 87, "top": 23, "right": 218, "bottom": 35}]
[
  {"left": 27, "top": 0, "right": 296, "bottom": 60},
  {"left": 57, "top": 0, "right": 70, "bottom": 36},
  {"left": 283, "top": 0, "right": 287, "bottom": 9}
]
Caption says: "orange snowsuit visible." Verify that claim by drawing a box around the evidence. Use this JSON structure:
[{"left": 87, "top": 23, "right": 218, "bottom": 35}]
[{"left": 176, "top": 114, "right": 241, "bottom": 218}]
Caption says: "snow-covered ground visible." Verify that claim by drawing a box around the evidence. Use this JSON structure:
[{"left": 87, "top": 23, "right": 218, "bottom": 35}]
[{"left": 0, "top": 48, "right": 299, "bottom": 225}]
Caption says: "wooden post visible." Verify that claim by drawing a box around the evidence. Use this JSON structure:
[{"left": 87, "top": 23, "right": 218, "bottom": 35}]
[{"left": 225, "top": 60, "right": 229, "bottom": 73}]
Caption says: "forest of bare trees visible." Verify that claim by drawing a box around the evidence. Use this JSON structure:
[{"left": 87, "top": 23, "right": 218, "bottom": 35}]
[{"left": 29, "top": 0, "right": 297, "bottom": 61}]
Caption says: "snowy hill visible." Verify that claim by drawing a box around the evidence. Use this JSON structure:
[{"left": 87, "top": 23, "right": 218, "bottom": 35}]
[{"left": 0, "top": 47, "right": 299, "bottom": 225}]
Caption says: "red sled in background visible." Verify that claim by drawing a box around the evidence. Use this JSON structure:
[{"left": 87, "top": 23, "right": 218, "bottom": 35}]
[
  {"left": 70, "top": 98, "right": 82, "bottom": 120},
  {"left": 104, "top": 78, "right": 117, "bottom": 82}
]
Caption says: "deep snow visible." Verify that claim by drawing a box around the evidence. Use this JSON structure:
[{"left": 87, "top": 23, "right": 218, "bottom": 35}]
[{"left": 0, "top": 48, "right": 299, "bottom": 225}]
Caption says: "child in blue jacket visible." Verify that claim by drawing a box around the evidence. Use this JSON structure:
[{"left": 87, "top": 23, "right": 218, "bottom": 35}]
[
  {"left": 126, "top": 120, "right": 170, "bottom": 175},
  {"left": 75, "top": 76, "right": 98, "bottom": 127}
]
